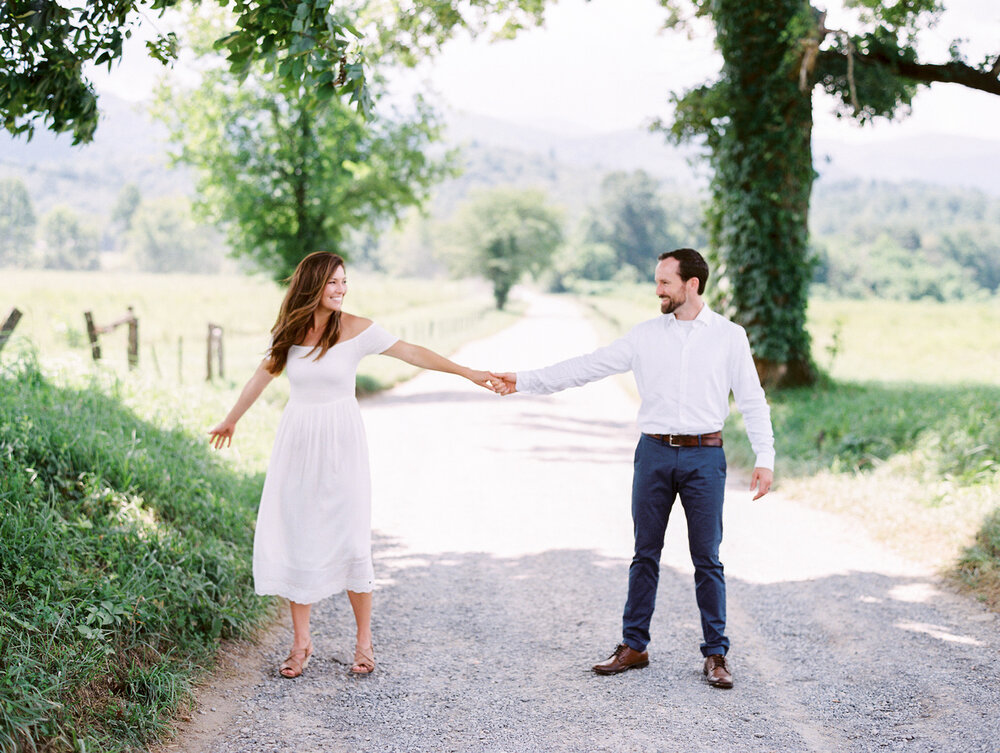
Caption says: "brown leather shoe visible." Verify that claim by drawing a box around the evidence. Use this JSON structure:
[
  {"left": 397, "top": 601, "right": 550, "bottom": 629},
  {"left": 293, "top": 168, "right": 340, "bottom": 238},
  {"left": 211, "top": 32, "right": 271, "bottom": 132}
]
[
  {"left": 703, "top": 654, "right": 733, "bottom": 688},
  {"left": 592, "top": 643, "right": 649, "bottom": 675}
]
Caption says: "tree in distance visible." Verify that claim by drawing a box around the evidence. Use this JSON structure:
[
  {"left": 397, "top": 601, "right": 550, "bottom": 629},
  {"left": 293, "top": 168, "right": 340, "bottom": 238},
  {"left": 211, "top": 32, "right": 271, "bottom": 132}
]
[
  {"left": 441, "top": 188, "right": 563, "bottom": 310},
  {"left": 661, "top": 0, "right": 1000, "bottom": 387},
  {"left": 123, "top": 196, "right": 224, "bottom": 274},
  {"left": 111, "top": 183, "right": 142, "bottom": 232},
  {"left": 583, "top": 170, "right": 670, "bottom": 278},
  {"left": 582, "top": 170, "right": 708, "bottom": 279},
  {"left": 41, "top": 207, "right": 100, "bottom": 271},
  {"left": 0, "top": 177, "right": 36, "bottom": 267}
]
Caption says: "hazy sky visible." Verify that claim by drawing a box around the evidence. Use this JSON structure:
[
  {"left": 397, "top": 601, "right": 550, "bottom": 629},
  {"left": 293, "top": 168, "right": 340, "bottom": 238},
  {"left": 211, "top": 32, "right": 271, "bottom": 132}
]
[{"left": 94, "top": 0, "right": 1000, "bottom": 142}]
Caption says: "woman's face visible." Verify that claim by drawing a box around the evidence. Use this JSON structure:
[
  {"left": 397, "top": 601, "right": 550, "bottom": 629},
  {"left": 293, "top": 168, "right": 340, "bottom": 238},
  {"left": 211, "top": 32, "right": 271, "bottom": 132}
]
[{"left": 318, "top": 265, "right": 347, "bottom": 313}]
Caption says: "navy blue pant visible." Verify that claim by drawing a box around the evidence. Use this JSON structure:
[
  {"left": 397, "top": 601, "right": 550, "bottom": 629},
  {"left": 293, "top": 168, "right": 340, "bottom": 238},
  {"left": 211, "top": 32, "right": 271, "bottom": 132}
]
[{"left": 622, "top": 434, "right": 729, "bottom": 657}]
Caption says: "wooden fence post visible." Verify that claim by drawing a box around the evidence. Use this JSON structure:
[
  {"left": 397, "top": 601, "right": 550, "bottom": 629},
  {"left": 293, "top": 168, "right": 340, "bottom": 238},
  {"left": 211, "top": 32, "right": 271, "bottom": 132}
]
[
  {"left": 206, "top": 323, "right": 223, "bottom": 381},
  {"left": 0, "top": 308, "right": 22, "bottom": 353},
  {"left": 84, "top": 311, "right": 102, "bottom": 362},
  {"left": 216, "top": 325, "right": 224, "bottom": 380},
  {"left": 127, "top": 306, "right": 138, "bottom": 370},
  {"left": 84, "top": 308, "right": 138, "bottom": 366}
]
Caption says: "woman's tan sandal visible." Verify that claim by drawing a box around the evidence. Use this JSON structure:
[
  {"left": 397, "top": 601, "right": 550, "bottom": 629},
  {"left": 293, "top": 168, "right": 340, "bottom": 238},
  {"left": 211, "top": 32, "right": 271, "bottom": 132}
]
[
  {"left": 279, "top": 643, "right": 313, "bottom": 678},
  {"left": 350, "top": 643, "right": 375, "bottom": 676}
]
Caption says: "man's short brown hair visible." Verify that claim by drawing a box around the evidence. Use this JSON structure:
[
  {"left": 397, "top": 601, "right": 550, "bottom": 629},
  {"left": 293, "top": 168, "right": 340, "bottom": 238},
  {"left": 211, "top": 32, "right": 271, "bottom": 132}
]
[{"left": 658, "top": 248, "right": 709, "bottom": 295}]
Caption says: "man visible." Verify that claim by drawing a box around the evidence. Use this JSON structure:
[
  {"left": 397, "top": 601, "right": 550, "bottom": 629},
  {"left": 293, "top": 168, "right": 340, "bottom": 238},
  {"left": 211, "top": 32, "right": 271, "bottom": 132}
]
[{"left": 492, "top": 248, "right": 774, "bottom": 689}]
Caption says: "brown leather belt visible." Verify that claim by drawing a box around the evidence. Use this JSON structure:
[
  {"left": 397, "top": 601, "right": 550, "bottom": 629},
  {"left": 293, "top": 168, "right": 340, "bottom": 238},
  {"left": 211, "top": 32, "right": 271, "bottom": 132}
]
[{"left": 643, "top": 431, "right": 723, "bottom": 447}]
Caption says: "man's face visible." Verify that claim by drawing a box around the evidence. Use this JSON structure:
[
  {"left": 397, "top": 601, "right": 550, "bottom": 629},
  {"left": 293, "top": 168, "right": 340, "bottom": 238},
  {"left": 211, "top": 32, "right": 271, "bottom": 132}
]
[{"left": 655, "top": 258, "right": 689, "bottom": 315}]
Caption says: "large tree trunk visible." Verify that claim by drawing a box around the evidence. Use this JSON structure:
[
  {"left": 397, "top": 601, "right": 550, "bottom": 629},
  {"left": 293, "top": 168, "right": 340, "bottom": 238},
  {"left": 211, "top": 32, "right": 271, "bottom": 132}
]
[{"left": 709, "top": 0, "right": 818, "bottom": 388}]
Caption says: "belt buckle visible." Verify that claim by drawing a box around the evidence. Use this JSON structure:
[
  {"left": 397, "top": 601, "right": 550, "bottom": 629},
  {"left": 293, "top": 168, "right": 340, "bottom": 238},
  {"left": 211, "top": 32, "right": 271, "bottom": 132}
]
[{"left": 667, "top": 434, "right": 681, "bottom": 447}]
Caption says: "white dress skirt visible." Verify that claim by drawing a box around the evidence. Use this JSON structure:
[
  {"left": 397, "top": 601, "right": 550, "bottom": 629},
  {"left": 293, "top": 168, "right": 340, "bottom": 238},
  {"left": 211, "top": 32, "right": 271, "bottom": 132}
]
[{"left": 252, "top": 323, "right": 398, "bottom": 604}]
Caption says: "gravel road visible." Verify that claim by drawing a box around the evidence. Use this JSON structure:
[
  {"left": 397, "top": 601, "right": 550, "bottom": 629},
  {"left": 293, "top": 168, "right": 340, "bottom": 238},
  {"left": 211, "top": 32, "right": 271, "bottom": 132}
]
[{"left": 161, "top": 293, "right": 1000, "bottom": 753}]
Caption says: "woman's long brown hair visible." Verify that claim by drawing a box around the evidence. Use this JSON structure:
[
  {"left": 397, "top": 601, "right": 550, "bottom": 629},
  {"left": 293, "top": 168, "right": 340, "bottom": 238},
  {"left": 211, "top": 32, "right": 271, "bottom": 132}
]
[{"left": 266, "top": 252, "right": 346, "bottom": 375}]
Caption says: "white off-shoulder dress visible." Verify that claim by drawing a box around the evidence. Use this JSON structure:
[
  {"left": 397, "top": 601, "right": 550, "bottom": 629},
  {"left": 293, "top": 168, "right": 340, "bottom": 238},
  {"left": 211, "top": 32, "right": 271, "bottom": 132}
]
[{"left": 253, "top": 323, "right": 398, "bottom": 603}]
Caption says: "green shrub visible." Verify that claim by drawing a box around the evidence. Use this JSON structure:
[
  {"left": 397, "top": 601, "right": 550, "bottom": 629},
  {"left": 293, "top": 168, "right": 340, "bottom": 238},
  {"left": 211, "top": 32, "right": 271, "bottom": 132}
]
[
  {"left": 720, "top": 381, "right": 1000, "bottom": 484},
  {"left": 0, "top": 356, "right": 270, "bottom": 752},
  {"left": 955, "top": 507, "right": 1000, "bottom": 610}
]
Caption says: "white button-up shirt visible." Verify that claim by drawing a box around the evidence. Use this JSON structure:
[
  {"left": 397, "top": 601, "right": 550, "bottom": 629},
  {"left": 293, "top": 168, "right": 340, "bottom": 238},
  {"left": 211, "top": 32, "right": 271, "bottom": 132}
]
[{"left": 516, "top": 305, "right": 775, "bottom": 470}]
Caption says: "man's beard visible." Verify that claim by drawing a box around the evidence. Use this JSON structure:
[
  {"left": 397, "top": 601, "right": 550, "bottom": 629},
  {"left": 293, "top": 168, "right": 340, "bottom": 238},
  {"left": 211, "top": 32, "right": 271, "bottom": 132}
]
[{"left": 660, "top": 292, "right": 685, "bottom": 314}]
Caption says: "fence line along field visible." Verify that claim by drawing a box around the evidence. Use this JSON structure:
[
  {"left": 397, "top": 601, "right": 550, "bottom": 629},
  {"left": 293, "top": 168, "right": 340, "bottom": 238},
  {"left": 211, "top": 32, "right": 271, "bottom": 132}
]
[{"left": 0, "top": 269, "right": 518, "bottom": 390}]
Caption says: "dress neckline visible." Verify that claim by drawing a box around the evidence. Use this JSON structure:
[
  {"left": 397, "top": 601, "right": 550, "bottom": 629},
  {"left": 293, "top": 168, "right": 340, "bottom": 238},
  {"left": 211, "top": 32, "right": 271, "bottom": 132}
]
[{"left": 291, "top": 322, "right": 375, "bottom": 349}]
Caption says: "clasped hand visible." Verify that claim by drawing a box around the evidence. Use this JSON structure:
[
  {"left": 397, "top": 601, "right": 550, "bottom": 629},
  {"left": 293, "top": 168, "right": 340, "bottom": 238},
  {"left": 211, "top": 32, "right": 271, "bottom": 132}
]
[{"left": 470, "top": 371, "right": 517, "bottom": 395}]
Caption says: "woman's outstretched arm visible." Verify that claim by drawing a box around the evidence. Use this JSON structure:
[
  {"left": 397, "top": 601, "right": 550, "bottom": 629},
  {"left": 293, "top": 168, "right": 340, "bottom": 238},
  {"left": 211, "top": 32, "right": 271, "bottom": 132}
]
[
  {"left": 381, "top": 341, "right": 498, "bottom": 391},
  {"left": 208, "top": 359, "right": 276, "bottom": 448}
]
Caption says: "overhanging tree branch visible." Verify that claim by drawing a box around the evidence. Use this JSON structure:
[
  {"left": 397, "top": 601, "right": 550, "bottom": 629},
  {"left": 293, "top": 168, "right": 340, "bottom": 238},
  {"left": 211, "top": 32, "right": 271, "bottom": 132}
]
[{"left": 820, "top": 48, "right": 1000, "bottom": 95}]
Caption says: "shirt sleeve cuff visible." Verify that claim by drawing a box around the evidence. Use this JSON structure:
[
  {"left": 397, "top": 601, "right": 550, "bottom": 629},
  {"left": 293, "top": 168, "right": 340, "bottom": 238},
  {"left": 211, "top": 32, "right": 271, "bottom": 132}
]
[
  {"left": 753, "top": 452, "right": 775, "bottom": 471},
  {"left": 515, "top": 370, "right": 537, "bottom": 394}
]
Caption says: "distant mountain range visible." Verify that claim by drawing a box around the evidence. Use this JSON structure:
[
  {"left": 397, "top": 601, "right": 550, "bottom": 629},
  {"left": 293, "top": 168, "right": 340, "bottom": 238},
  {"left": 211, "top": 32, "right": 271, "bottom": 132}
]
[
  {"left": 445, "top": 111, "right": 1000, "bottom": 195},
  {"left": 2, "top": 94, "right": 998, "bottom": 224}
]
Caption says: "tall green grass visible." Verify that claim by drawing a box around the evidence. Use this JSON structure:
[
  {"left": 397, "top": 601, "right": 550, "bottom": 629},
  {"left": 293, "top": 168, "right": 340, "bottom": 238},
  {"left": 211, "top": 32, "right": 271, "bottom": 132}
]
[
  {"left": 576, "top": 284, "right": 1000, "bottom": 601},
  {"left": 0, "top": 355, "right": 270, "bottom": 752}
]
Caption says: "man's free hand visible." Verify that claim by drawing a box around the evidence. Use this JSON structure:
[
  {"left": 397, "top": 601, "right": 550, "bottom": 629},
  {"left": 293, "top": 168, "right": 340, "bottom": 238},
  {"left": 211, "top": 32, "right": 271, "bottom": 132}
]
[
  {"left": 749, "top": 467, "right": 773, "bottom": 500},
  {"left": 489, "top": 372, "right": 518, "bottom": 395}
]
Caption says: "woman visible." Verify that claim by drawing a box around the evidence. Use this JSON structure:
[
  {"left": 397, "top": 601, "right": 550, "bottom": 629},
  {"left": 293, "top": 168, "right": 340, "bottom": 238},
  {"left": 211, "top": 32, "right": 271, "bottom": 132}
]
[{"left": 209, "top": 251, "right": 496, "bottom": 678}]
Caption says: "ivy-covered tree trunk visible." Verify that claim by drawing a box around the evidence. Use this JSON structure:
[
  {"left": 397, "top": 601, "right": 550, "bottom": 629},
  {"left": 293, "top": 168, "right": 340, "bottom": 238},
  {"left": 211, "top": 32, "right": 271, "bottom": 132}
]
[
  {"left": 669, "top": 0, "right": 998, "bottom": 389},
  {"left": 708, "top": 0, "right": 817, "bottom": 387}
]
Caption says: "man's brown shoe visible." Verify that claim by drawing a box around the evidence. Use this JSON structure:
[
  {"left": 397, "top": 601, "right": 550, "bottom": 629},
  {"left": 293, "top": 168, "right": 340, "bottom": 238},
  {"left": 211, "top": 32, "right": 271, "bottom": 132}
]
[
  {"left": 592, "top": 643, "right": 649, "bottom": 675},
  {"left": 703, "top": 654, "right": 733, "bottom": 688}
]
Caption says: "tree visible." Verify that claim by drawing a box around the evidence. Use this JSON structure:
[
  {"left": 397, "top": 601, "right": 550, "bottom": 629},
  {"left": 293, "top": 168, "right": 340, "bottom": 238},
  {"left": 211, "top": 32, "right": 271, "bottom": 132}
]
[
  {"left": 1, "top": 1, "right": 547, "bottom": 144},
  {"left": 111, "top": 183, "right": 142, "bottom": 231},
  {"left": 442, "top": 188, "right": 563, "bottom": 309},
  {"left": 41, "top": 207, "right": 100, "bottom": 270},
  {"left": 152, "top": 8, "right": 456, "bottom": 282},
  {"left": 123, "top": 196, "right": 224, "bottom": 273},
  {"left": 584, "top": 171, "right": 671, "bottom": 276},
  {"left": 663, "top": 0, "right": 1000, "bottom": 386},
  {"left": 0, "top": 177, "right": 36, "bottom": 267},
  {"left": 548, "top": 240, "right": 620, "bottom": 292}
]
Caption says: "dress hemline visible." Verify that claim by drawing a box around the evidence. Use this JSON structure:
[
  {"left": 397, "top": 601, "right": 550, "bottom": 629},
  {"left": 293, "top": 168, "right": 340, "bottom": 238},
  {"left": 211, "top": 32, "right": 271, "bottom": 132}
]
[{"left": 255, "top": 580, "right": 375, "bottom": 605}]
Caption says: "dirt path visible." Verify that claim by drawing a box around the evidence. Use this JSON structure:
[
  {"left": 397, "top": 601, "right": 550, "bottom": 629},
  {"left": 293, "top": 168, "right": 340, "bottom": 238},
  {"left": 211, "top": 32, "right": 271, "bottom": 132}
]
[{"left": 159, "top": 293, "right": 1000, "bottom": 753}]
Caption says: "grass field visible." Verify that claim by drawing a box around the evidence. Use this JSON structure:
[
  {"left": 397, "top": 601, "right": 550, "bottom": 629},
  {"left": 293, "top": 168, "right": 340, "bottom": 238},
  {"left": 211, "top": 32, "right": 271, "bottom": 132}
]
[
  {"left": 576, "top": 282, "right": 1000, "bottom": 603},
  {"left": 0, "top": 269, "right": 516, "bottom": 390}
]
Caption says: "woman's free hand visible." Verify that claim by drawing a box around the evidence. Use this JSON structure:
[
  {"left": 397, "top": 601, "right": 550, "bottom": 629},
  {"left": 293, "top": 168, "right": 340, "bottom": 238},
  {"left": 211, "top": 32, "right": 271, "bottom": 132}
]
[{"left": 208, "top": 420, "right": 236, "bottom": 449}]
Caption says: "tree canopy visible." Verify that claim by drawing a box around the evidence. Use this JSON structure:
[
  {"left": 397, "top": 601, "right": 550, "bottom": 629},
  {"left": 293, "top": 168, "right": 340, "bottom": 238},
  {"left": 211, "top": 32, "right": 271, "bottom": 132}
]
[{"left": 1, "top": 0, "right": 547, "bottom": 143}]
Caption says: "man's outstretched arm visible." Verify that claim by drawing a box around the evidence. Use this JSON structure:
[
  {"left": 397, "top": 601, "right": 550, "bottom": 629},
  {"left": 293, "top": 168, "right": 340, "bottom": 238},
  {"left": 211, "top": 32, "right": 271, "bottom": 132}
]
[{"left": 490, "top": 337, "right": 634, "bottom": 397}]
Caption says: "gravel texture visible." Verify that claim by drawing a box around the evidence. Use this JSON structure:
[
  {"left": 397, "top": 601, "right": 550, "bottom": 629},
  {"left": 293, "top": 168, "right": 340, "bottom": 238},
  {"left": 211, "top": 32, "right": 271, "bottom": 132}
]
[{"left": 160, "top": 293, "right": 1000, "bottom": 753}]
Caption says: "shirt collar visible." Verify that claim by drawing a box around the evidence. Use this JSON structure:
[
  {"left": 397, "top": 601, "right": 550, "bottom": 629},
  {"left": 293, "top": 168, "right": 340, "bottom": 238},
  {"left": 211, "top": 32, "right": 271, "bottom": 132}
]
[{"left": 664, "top": 303, "right": 714, "bottom": 327}]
